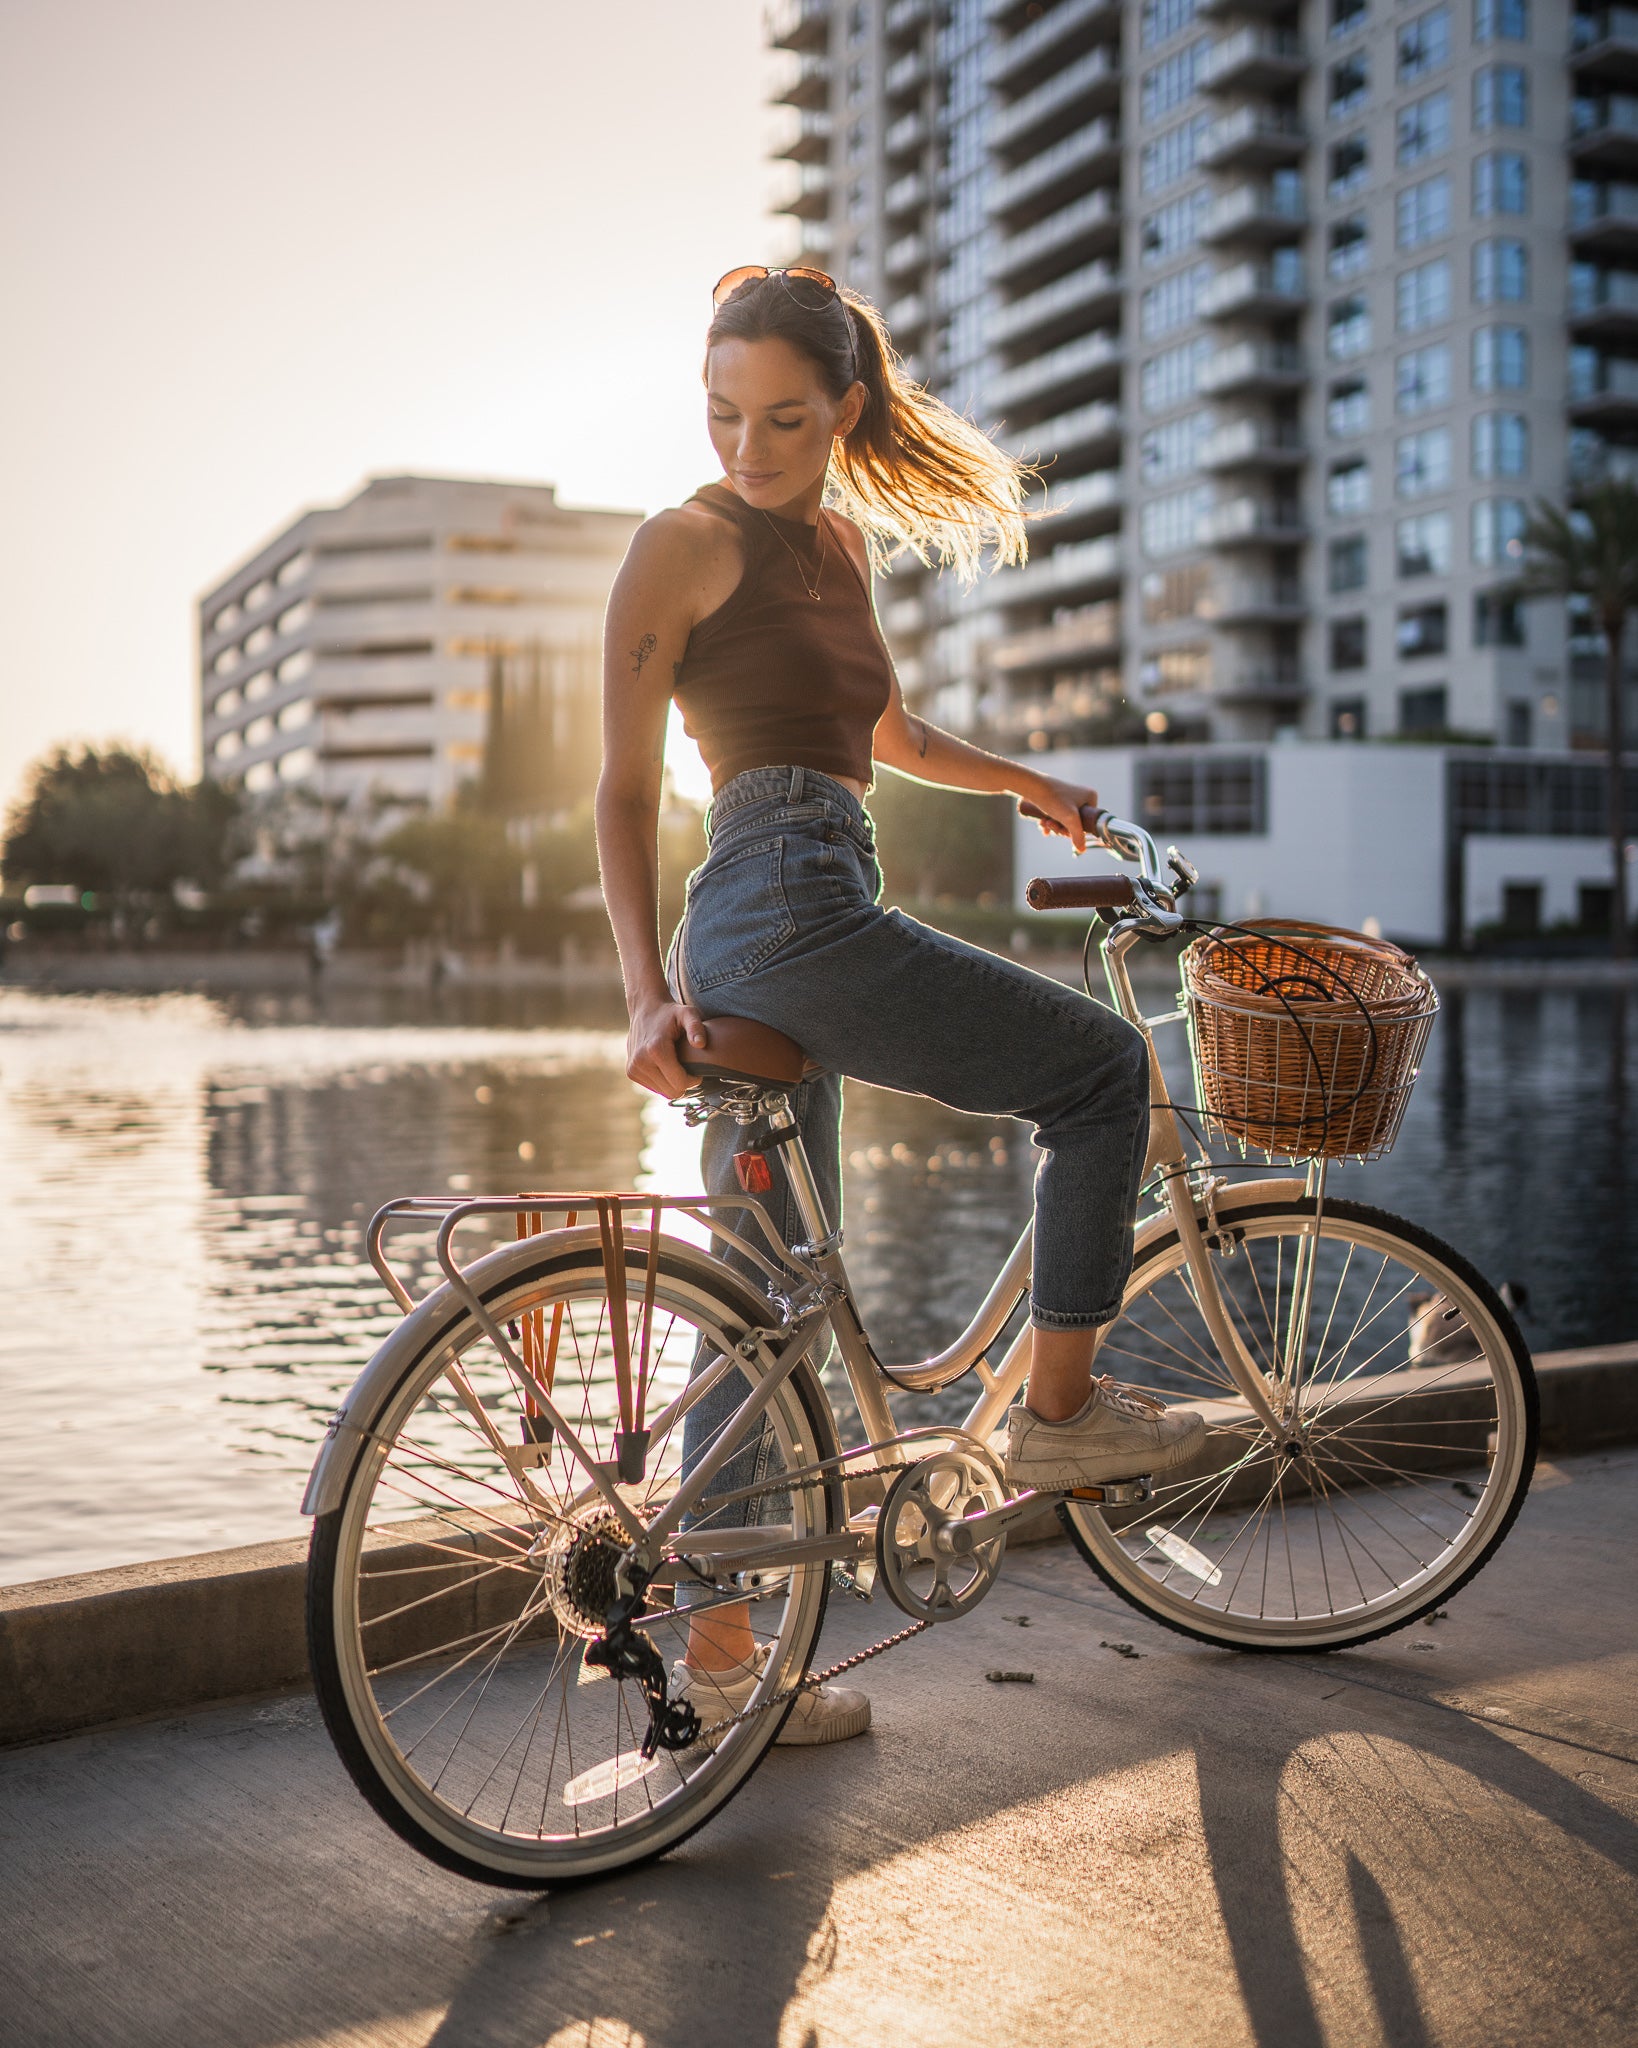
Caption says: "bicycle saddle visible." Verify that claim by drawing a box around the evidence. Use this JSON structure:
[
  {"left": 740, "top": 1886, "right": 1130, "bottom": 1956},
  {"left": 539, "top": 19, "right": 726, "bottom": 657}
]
[{"left": 677, "top": 1015, "right": 816, "bottom": 1088}]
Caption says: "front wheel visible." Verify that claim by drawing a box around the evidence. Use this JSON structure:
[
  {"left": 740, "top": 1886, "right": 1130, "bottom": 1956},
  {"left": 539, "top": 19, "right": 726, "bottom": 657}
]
[
  {"left": 1060, "top": 1196, "right": 1537, "bottom": 1651},
  {"left": 307, "top": 1231, "right": 841, "bottom": 1886}
]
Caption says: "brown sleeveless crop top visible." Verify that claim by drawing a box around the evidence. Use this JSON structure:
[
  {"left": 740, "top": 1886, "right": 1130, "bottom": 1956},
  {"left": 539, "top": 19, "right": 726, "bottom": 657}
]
[{"left": 671, "top": 479, "right": 896, "bottom": 792}]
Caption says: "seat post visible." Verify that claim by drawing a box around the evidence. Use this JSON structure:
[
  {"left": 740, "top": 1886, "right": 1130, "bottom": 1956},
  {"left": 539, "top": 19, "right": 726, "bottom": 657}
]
[{"left": 764, "top": 1097, "right": 835, "bottom": 1252}]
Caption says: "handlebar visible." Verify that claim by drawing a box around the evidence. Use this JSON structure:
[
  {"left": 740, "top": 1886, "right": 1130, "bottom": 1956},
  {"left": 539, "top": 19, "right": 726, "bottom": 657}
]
[
  {"left": 1018, "top": 802, "right": 1170, "bottom": 893},
  {"left": 1024, "top": 874, "right": 1137, "bottom": 912}
]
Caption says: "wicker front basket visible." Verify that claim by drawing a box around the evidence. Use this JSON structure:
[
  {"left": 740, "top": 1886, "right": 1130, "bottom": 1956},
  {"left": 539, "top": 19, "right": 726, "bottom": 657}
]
[{"left": 1180, "top": 920, "right": 1439, "bottom": 1163}]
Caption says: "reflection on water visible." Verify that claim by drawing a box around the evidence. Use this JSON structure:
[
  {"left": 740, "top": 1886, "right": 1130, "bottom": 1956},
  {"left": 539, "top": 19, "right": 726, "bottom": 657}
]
[{"left": 0, "top": 977, "right": 1631, "bottom": 1584}]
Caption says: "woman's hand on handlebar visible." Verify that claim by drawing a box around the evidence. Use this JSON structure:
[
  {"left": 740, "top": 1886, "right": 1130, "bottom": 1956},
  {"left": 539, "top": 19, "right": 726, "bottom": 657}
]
[
  {"left": 626, "top": 997, "right": 708, "bottom": 1100},
  {"left": 1015, "top": 773, "right": 1102, "bottom": 855}
]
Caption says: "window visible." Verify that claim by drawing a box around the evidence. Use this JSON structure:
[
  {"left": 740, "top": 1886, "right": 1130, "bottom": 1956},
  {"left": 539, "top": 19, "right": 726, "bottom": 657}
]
[
  {"left": 1332, "top": 0, "right": 1369, "bottom": 36},
  {"left": 1328, "top": 293, "right": 1371, "bottom": 358},
  {"left": 1397, "top": 426, "right": 1452, "bottom": 495},
  {"left": 1397, "top": 90, "right": 1450, "bottom": 164},
  {"left": 1141, "top": 562, "right": 1212, "bottom": 622},
  {"left": 1397, "top": 5, "right": 1449, "bottom": 80},
  {"left": 1472, "top": 496, "right": 1529, "bottom": 564},
  {"left": 1142, "top": 40, "right": 1207, "bottom": 121},
  {"left": 1474, "top": 151, "right": 1529, "bottom": 215},
  {"left": 1330, "top": 53, "right": 1370, "bottom": 117},
  {"left": 1505, "top": 702, "right": 1533, "bottom": 748},
  {"left": 1141, "top": 189, "right": 1211, "bottom": 263},
  {"left": 1329, "top": 215, "right": 1370, "bottom": 277},
  {"left": 1398, "top": 603, "right": 1449, "bottom": 656},
  {"left": 1398, "top": 511, "right": 1452, "bottom": 576},
  {"left": 1473, "top": 237, "right": 1529, "bottom": 303},
  {"left": 1473, "top": 324, "right": 1529, "bottom": 390},
  {"left": 1142, "top": 0, "right": 1201, "bottom": 47},
  {"left": 1399, "top": 684, "right": 1449, "bottom": 732},
  {"left": 1472, "top": 411, "right": 1529, "bottom": 478},
  {"left": 1329, "top": 535, "right": 1369, "bottom": 591},
  {"left": 1474, "top": 0, "right": 1528, "bottom": 41},
  {"left": 1397, "top": 256, "right": 1452, "bottom": 331},
  {"left": 1141, "top": 483, "right": 1213, "bottom": 556},
  {"left": 1139, "top": 645, "right": 1212, "bottom": 694},
  {"left": 1328, "top": 377, "right": 1369, "bottom": 436},
  {"left": 1142, "top": 261, "right": 1214, "bottom": 338},
  {"left": 1328, "top": 457, "right": 1370, "bottom": 514},
  {"left": 1134, "top": 754, "right": 1267, "bottom": 832},
  {"left": 1397, "top": 341, "right": 1452, "bottom": 413},
  {"left": 1501, "top": 879, "right": 1542, "bottom": 929},
  {"left": 1331, "top": 696, "right": 1369, "bottom": 738},
  {"left": 1141, "top": 114, "right": 1213, "bottom": 193},
  {"left": 1397, "top": 173, "right": 1450, "bottom": 247},
  {"left": 1331, "top": 616, "right": 1368, "bottom": 669},
  {"left": 1474, "top": 64, "right": 1528, "bottom": 130},
  {"left": 1141, "top": 410, "right": 1217, "bottom": 481},
  {"left": 1142, "top": 336, "right": 1213, "bottom": 410},
  {"left": 1476, "top": 589, "right": 1528, "bottom": 646},
  {"left": 1329, "top": 134, "right": 1369, "bottom": 197}
]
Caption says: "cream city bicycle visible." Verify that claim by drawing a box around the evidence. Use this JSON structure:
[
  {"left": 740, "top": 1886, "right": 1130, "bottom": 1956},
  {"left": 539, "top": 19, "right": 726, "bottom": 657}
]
[{"left": 302, "top": 810, "right": 1536, "bottom": 1887}]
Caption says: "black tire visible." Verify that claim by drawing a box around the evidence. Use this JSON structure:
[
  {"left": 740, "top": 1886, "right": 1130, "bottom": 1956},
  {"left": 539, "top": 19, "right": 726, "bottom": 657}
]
[
  {"left": 307, "top": 1232, "right": 841, "bottom": 1887},
  {"left": 1059, "top": 1196, "right": 1538, "bottom": 1653}
]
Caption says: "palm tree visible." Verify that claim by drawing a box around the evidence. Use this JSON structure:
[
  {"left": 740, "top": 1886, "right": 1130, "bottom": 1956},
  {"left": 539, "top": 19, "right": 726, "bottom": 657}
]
[{"left": 1516, "top": 482, "right": 1638, "bottom": 958}]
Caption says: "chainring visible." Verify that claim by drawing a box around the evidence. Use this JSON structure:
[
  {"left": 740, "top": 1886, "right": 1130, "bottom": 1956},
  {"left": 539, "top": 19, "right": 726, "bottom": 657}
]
[{"left": 875, "top": 1447, "right": 1007, "bottom": 1622}]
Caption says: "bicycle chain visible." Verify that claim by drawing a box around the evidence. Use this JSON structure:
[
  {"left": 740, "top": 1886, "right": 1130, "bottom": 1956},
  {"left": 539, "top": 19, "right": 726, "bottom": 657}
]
[{"left": 691, "top": 1616, "right": 934, "bottom": 1746}]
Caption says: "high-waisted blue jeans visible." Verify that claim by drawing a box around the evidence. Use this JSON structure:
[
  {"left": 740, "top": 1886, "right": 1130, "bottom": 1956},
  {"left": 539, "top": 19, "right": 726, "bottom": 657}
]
[{"left": 665, "top": 764, "right": 1150, "bottom": 1524}]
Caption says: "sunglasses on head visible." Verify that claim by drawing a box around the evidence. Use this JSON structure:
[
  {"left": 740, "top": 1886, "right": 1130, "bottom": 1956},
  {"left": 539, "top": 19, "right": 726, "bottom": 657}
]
[{"left": 711, "top": 265, "right": 859, "bottom": 382}]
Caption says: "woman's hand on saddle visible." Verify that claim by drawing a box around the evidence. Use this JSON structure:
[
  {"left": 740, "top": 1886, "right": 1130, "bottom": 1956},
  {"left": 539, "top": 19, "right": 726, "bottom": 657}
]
[
  {"left": 627, "top": 997, "right": 709, "bottom": 1100},
  {"left": 1016, "top": 773, "right": 1101, "bottom": 856}
]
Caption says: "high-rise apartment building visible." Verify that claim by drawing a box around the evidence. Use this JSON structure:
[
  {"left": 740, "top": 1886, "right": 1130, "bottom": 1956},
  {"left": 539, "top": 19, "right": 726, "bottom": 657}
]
[
  {"left": 198, "top": 475, "right": 639, "bottom": 813},
  {"left": 767, "top": 0, "right": 1634, "bottom": 755}
]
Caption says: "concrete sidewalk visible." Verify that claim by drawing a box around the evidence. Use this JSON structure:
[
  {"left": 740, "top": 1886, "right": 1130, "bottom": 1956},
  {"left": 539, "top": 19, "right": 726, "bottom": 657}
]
[{"left": 3, "top": 1450, "right": 1636, "bottom": 2048}]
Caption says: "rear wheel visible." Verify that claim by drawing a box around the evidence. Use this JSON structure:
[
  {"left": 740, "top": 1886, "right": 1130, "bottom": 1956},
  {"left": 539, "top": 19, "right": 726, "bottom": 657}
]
[
  {"left": 307, "top": 1233, "right": 840, "bottom": 1885},
  {"left": 1060, "top": 1197, "right": 1537, "bottom": 1651}
]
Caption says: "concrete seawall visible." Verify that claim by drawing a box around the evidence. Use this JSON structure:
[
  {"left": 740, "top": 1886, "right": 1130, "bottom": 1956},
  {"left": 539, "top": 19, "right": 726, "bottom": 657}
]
[{"left": 3, "top": 1342, "right": 1635, "bottom": 1751}]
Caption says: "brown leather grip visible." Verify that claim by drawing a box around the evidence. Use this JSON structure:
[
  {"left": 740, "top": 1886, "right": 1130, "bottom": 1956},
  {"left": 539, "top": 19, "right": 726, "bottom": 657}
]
[
  {"left": 1017, "top": 800, "right": 1115, "bottom": 843},
  {"left": 1025, "top": 875, "right": 1137, "bottom": 912}
]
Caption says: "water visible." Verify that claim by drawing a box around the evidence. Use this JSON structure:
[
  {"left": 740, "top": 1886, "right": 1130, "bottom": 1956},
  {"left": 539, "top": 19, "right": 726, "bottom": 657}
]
[{"left": 0, "top": 976, "right": 1632, "bottom": 1586}]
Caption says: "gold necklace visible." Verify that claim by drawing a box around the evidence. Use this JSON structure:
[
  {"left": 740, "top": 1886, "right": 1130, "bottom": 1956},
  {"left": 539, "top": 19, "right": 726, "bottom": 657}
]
[{"left": 758, "top": 505, "right": 828, "bottom": 601}]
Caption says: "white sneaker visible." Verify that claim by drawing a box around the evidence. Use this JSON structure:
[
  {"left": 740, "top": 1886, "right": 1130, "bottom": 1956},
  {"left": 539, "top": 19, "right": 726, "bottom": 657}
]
[
  {"left": 671, "top": 1642, "right": 871, "bottom": 1748},
  {"left": 1005, "top": 1374, "right": 1206, "bottom": 1492}
]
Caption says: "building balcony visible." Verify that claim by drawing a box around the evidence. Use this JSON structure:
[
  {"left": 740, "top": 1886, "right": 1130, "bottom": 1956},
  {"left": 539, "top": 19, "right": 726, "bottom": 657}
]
[
  {"left": 1198, "top": 0, "right": 1301, "bottom": 17},
  {"left": 885, "top": 231, "right": 928, "bottom": 278},
  {"left": 885, "top": 169, "right": 928, "bottom": 219},
  {"left": 1215, "top": 664, "right": 1308, "bottom": 706},
  {"left": 880, "top": 594, "right": 925, "bottom": 635},
  {"left": 986, "top": 118, "right": 1120, "bottom": 221},
  {"left": 989, "top": 185, "right": 1120, "bottom": 286},
  {"left": 1199, "top": 259, "right": 1307, "bottom": 320},
  {"left": 1569, "top": 433, "right": 1638, "bottom": 485},
  {"left": 1571, "top": 178, "right": 1638, "bottom": 257},
  {"left": 773, "top": 107, "right": 832, "bottom": 166},
  {"left": 990, "top": 533, "right": 1123, "bottom": 607},
  {"left": 1571, "top": 7, "right": 1638, "bottom": 93},
  {"left": 1197, "top": 341, "right": 1307, "bottom": 395},
  {"left": 1569, "top": 351, "right": 1638, "bottom": 423},
  {"left": 885, "top": 47, "right": 929, "bottom": 100},
  {"left": 1032, "top": 467, "right": 1124, "bottom": 536},
  {"left": 1198, "top": 104, "right": 1307, "bottom": 170},
  {"left": 988, "top": 43, "right": 1120, "bottom": 155},
  {"left": 997, "top": 395, "right": 1122, "bottom": 469},
  {"left": 884, "top": 109, "right": 927, "bottom": 161},
  {"left": 1200, "top": 27, "right": 1307, "bottom": 95},
  {"left": 771, "top": 0, "right": 831, "bottom": 53},
  {"left": 887, "top": 291, "right": 927, "bottom": 332},
  {"left": 991, "top": 257, "right": 1122, "bottom": 348},
  {"left": 1571, "top": 93, "right": 1638, "bottom": 174},
  {"left": 1198, "top": 419, "right": 1307, "bottom": 471},
  {"left": 990, "top": 600, "right": 1122, "bottom": 673},
  {"left": 985, "top": 329, "right": 1121, "bottom": 411},
  {"left": 1570, "top": 265, "right": 1638, "bottom": 338},
  {"left": 773, "top": 51, "right": 831, "bottom": 110},
  {"left": 1199, "top": 496, "right": 1307, "bottom": 548},
  {"left": 1198, "top": 577, "right": 1308, "bottom": 625},
  {"left": 1202, "top": 180, "right": 1307, "bottom": 243},
  {"left": 986, "top": 0, "right": 1120, "bottom": 94},
  {"left": 773, "top": 162, "right": 833, "bottom": 222}
]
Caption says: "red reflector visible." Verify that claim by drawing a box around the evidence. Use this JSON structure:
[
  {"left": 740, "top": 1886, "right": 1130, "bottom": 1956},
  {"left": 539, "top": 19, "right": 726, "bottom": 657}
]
[{"left": 733, "top": 1151, "right": 774, "bottom": 1193}]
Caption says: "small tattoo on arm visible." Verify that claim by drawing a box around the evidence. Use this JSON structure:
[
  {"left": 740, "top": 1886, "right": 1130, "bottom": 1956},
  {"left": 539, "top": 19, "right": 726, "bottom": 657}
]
[
  {"left": 915, "top": 715, "right": 930, "bottom": 759},
  {"left": 629, "top": 632, "right": 657, "bottom": 679}
]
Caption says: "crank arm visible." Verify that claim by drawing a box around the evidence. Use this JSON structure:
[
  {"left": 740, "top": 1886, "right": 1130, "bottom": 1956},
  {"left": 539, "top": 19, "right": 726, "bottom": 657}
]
[
  {"left": 653, "top": 1529, "right": 871, "bottom": 1583},
  {"left": 960, "top": 1476, "right": 1155, "bottom": 1547}
]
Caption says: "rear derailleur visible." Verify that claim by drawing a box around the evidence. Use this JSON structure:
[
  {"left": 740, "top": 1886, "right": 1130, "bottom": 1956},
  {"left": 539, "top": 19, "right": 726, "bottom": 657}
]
[{"left": 583, "top": 1557, "right": 702, "bottom": 1757}]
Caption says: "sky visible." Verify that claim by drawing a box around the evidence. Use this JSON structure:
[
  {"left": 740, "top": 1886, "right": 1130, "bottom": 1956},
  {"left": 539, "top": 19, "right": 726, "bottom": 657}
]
[{"left": 0, "top": 0, "right": 782, "bottom": 813}]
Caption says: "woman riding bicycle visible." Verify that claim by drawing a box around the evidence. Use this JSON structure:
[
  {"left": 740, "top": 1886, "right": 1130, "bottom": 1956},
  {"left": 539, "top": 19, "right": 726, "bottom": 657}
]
[{"left": 595, "top": 266, "right": 1204, "bottom": 1745}]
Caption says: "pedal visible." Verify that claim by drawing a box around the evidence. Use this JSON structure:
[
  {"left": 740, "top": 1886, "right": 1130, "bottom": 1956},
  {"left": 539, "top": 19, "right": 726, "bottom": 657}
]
[{"left": 1066, "top": 1475, "right": 1154, "bottom": 1506}]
